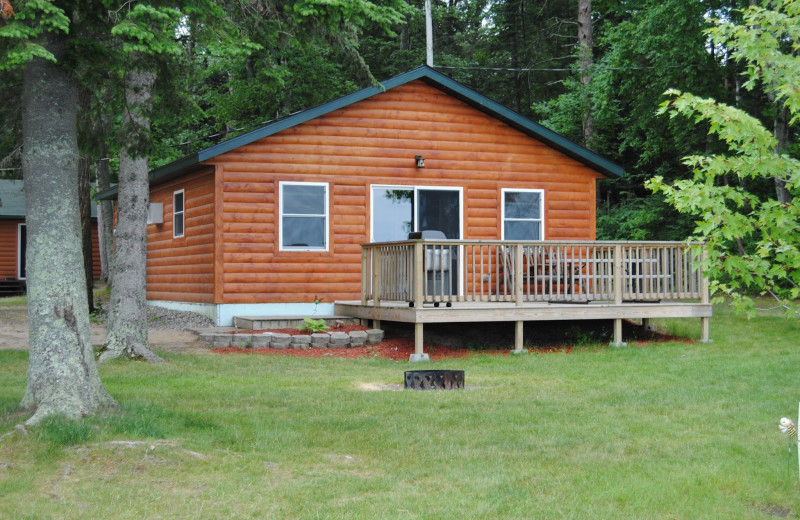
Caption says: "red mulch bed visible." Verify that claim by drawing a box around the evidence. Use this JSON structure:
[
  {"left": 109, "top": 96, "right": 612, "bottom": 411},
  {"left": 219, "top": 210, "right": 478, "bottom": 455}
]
[{"left": 212, "top": 319, "right": 688, "bottom": 360}]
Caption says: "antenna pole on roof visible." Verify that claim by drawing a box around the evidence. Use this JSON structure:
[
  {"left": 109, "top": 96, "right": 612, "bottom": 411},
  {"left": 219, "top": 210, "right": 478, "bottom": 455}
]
[{"left": 425, "top": 0, "right": 433, "bottom": 67}]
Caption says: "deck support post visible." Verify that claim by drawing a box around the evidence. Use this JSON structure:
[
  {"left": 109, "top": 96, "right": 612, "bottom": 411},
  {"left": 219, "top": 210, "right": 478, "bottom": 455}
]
[
  {"left": 374, "top": 319, "right": 381, "bottom": 330},
  {"left": 610, "top": 245, "right": 627, "bottom": 347},
  {"left": 700, "top": 317, "right": 711, "bottom": 344},
  {"left": 511, "top": 320, "right": 528, "bottom": 354},
  {"left": 642, "top": 318, "right": 655, "bottom": 331},
  {"left": 699, "top": 245, "right": 712, "bottom": 343},
  {"left": 611, "top": 318, "right": 627, "bottom": 347},
  {"left": 409, "top": 322, "right": 429, "bottom": 362}
]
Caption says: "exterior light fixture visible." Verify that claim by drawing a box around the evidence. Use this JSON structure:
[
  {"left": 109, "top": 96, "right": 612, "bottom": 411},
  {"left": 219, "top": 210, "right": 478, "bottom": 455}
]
[{"left": 415, "top": 155, "right": 425, "bottom": 168}]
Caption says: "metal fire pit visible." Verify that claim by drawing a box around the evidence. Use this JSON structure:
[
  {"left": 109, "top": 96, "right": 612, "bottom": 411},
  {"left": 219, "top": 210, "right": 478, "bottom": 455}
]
[{"left": 404, "top": 370, "right": 465, "bottom": 390}]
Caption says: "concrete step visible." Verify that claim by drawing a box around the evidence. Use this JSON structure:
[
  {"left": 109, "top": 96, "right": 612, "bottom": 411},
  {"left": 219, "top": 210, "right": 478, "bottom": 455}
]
[{"left": 233, "top": 315, "right": 362, "bottom": 331}]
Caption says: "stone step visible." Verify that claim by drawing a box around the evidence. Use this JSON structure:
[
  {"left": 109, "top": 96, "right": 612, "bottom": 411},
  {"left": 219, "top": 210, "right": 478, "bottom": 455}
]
[{"left": 232, "top": 315, "right": 362, "bottom": 331}]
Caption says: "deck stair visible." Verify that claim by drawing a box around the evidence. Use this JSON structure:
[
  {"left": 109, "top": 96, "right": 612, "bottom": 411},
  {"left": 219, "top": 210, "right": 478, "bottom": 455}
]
[{"left": 233, "top": 315, "right": 362, "bottom": 331}]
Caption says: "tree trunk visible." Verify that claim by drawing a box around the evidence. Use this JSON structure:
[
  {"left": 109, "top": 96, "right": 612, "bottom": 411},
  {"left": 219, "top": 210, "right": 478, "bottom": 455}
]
[
  {"left": 94, "top": 105, "right": 114, "bottom": 284},
  {"left": 96, "top": 155, "right": 114, "bottom": 283},
  {"left": 20, "top": 29, "right": 115, "bottom": 425},
  {"left": 773, "top": 105, "right": 793, "bottom": 204},
  {"left": 98, "top": 67, "right": 163, "bottom": 363},
  {"left": 78, "top": 154, "right": 94, "bottom": 312},
  {"left": 578, "top": 0, "right": 594, "bottom": 149}
]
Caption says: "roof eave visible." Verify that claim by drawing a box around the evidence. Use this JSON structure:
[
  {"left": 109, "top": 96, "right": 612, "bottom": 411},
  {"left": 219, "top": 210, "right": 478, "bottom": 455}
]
[{"left": 94, "top": 153, "right": 201, "bottom": 200}]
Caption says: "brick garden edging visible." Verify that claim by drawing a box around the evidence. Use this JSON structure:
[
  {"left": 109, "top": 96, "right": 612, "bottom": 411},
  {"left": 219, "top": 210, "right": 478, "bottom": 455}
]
[{"left": 200, "top": 329, "right": 384, "bottom": 350}]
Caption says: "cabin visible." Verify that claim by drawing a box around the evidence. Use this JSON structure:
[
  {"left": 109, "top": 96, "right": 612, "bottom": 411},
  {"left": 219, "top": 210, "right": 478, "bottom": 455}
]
[
  {"left": 0, "top": 179, "right": 102, "bottom": 295},
  {"left": 97, "top": 66, "right": 711, "bottom": 357}
]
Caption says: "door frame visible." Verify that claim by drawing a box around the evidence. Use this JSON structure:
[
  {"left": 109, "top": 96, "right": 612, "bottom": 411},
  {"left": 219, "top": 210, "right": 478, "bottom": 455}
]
[{"left": 17, "top": 222, "right": 26, "bottom": 280}]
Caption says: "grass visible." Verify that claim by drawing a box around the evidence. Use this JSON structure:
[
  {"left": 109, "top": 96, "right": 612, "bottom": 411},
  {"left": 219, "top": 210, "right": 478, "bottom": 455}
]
[
  {"left": 0, "top": 294, "right": 27, "bottom": 307},
  {"left": 1, "top": 304, "right": 799, "bottom": 519}
]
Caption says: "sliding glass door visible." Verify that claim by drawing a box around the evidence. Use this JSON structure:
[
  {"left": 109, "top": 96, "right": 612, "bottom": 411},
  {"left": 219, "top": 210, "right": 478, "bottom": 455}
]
[
  {"left": 371, "top": 186, "right": 462, "bottom": 297},
  {"left": 371, "top": 186, "right": 462, "bottom": 241}
]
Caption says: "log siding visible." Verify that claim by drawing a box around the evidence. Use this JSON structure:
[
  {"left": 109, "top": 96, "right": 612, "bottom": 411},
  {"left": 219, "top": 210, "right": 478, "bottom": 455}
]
[
  {"left": 202, "top": 80, "right": 602, "bottom": 305},
  {"left": 146, "top": 168, "right": 215, "bottom": 302}
]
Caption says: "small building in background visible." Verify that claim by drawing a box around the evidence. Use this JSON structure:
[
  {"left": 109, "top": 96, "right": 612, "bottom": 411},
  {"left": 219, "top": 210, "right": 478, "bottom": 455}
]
[{"left": 0, "top": 179, "right": 101, "bottom": 293}]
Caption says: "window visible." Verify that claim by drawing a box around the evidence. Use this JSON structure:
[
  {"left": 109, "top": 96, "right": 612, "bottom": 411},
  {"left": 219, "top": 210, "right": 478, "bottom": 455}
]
[
  {"left": 502, "top": 189, "right": 544, "bottom": 240},
  {"left": 173, "top": 190, "right": 185, "bottom": 238},
  {"left": 280, "top": 182, "right": 328, "bottom": 251}
]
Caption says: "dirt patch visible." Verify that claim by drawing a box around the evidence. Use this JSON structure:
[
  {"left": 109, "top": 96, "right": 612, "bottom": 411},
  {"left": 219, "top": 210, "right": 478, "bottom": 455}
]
[
  {"left": 0, "top": 307, "right": 29, "bottom": 351},
  {"left": 0, "top": 305, "right": 208, "bottom": 354}
]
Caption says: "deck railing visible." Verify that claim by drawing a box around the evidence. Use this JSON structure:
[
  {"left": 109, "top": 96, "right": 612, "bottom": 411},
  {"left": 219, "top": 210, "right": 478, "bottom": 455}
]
[{"left": 360, "top": 240, "right": 708, "bottom": 307}]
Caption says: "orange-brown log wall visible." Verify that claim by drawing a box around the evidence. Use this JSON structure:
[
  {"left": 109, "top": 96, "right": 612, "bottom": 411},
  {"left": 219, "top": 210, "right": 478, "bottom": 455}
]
[
  {"left": 201, "top": 80, "right": 603, "bottom": 305},
  {"left": 146, "top": 169, "right": 215, "bottom": 303},
  {"left": 0, "top": 220, "right": 21, "bottom": 279},
  {"left": 0, "top": 219, "right": 101, "bottom": 280}
]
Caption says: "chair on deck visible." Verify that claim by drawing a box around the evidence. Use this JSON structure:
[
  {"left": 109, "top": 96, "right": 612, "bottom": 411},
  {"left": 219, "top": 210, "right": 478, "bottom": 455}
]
[
  {"left": 409, "top": 230, "right": 453, "bottom": 302},
  {"left": 503, "top": 246, "right": 584, "bottom": 301}
]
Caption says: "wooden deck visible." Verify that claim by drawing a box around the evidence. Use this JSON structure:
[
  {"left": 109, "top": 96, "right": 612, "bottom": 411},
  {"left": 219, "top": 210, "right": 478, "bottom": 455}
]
[{"left": 336, "top": 240, "right": 712, "bottom": 360}]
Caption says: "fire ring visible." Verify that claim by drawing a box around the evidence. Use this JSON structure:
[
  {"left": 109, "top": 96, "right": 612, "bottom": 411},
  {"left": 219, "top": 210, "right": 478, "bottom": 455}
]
[{"left": 404, "top": 370, "right": 465, "bottom": 390}]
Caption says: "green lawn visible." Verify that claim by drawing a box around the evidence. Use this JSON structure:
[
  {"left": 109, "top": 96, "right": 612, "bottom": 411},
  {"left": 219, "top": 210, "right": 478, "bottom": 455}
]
[{"left": 1, "top": 306, "right": 799, "bottom": 519}]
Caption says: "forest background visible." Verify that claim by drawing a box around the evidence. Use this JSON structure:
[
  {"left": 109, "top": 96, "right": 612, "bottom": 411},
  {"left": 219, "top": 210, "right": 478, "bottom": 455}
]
[{"left": 1, "top": 0, "right": 790, "bottom": 242}]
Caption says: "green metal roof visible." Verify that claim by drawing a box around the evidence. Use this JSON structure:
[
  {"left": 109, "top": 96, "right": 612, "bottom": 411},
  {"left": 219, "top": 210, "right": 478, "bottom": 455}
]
[
  {"left": 1, "top": 179, "right": 99, "bottom": 219},
  {"left": 96, "top": 65, "right": 623, "bottom": 200},
  {"left": 0, "top": 179, "right": 26, "bottom": 219}
]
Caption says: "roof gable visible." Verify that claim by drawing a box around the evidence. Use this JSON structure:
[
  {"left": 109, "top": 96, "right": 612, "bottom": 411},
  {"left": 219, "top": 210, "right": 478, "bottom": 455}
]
[{"left": 97, "top": 66, "right": 623, "bottom": 200}]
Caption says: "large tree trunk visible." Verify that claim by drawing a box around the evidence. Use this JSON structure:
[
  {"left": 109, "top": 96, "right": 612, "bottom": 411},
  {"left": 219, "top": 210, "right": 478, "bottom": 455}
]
[
  {"left": 578, "top": 0, "right": 594, "bottom": 149},
  {"left": 99, "top": 67, "right": 163, "bottom": 363},
  {"left": 20, "top": 29, "right": 115, "bottom": 425},
  {"left": 94, "top": 109, "right": 114, "bottom": 284}
]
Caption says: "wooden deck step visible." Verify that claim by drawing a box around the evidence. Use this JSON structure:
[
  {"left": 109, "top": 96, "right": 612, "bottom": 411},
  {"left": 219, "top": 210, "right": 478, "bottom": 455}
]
[{"left": 233, "top": 315, "right": 362, "bottom": 330}]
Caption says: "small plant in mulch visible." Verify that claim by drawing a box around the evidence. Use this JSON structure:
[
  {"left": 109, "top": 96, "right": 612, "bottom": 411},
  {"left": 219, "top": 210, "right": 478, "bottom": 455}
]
[{"left": 299, "top": 317, "right": 328, "bottom": 333}]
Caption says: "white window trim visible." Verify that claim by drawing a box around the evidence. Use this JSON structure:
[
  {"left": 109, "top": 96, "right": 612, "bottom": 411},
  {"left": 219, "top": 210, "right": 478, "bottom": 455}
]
[
  {"left": 369, "top": 184, "right": 464, "bottom": 242},
  {"left": 17, "top": 223, "right": 26, "bottom": 280},
  {"left": 501, "top": 188, "right": 545, "bottom": 240},
  {"left": 173, "top": 189, "right": 185, "bottom": 239},
  {"left": 279, "top": 181, "right": 330, "bottom": 252}
]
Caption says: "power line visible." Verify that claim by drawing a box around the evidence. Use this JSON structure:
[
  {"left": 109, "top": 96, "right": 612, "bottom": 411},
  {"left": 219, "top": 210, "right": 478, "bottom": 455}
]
[{"left": 435, "top": 64, "right": 687, "bottom": 72}]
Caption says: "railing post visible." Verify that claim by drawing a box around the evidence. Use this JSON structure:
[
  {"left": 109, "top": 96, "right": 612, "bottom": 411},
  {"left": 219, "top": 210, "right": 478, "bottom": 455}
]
[
  {"left": 413, "top": 241, "right": 424, "bottom": 308},
  {"left": 372, "top": 247, "right": 382, "bottom": 307},
  {"left": 611, "top": 243, "right": 626, "bottom": 347},
  {"left": 361, "top": 247, "right": 369, "bottom": 305},
  {"left": 514, "top": 243, "right": 523, "bottom": 306},
  {"left": 613, "top": 244, "right": 623, "bottom": 305}
]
